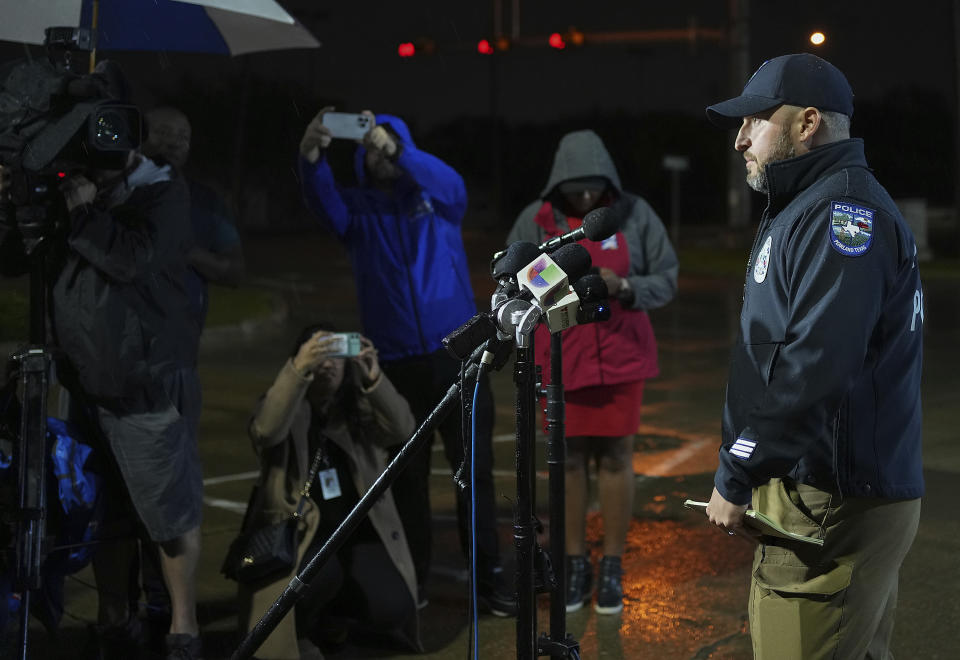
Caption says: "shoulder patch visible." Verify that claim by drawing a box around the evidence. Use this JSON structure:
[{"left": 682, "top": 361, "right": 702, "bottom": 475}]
[
  {"left": 829, "top": 201, "right": 874, "bottom": 257},
  {"left": 729, "top": 437, "right": 756, "bottom": 460}
]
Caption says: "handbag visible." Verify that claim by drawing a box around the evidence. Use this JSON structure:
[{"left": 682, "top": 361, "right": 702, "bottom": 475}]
[{"left": 221, "top": 447, "right": 325, "bottom": 583}]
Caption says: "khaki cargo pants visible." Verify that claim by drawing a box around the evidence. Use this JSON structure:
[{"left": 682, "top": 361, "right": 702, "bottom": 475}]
[{"left": 749, "top": 478, "right": 920, "bottom": 660}]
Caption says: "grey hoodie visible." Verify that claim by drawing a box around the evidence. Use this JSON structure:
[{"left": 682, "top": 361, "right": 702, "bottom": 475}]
[{"left": 507, "top": 129, "right": 678, "bottom": 312}]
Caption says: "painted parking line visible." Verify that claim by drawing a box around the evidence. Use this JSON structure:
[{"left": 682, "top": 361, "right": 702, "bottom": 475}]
[
  {"left": 203, "top": 470, "right": 259, "bottom": 486},
  {"left": 203, "top": 428, "right": 715, "bottom": 514}
]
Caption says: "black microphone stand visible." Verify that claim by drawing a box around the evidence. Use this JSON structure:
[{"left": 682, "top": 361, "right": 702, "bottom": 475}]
[
  {"left": 513, "top": 335, "right": 539, "bottom": 659},
  {"left": 537, "top": 333, "right": 580, "bottom": 658}
]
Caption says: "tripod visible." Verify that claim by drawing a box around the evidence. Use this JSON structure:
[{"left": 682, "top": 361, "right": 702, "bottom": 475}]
[{"left": 7, "top": 222, "right": 54, "bottom": 660}]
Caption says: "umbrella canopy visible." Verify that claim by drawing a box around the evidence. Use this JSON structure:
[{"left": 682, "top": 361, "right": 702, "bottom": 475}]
[{"left": 0, "top": 0, "right": 320, "bottom": 55}]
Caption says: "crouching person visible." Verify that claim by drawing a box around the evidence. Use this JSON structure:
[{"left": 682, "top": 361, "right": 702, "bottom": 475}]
[{"left": 238, "top": 326, "right": 421, "bottom": 659}]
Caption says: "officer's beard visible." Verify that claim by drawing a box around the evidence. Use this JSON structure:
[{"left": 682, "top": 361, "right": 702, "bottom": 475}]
[{"left": 747, "top": 126, "right": 797, "bottom": 194}]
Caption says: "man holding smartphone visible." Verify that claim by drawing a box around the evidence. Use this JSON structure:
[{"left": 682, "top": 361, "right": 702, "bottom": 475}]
[{"left": 298, "top": 108, "right": 515, "bottom": 617}]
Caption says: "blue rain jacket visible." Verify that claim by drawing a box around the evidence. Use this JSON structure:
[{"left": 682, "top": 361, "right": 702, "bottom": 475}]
[{"left": 300, "top": 114, "right": 476, "bottom": 361}]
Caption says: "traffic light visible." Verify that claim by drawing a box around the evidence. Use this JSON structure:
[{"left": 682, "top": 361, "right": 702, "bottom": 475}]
[
  {"left": 477, "top": 39, "right": 494, "bottom": 55},
  {"left": 549, "top": 28, "right": 584, "bottom": 50},
  {"left": 397, "top": 38, "right": 436, "bottom": 58}
]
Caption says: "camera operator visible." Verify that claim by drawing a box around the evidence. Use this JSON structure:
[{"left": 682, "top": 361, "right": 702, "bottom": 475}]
[{"left": 0, "top": 135, "right": 204, "bottom": 659}]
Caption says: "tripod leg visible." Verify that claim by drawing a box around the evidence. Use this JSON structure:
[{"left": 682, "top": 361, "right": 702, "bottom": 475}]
[{"left": 14, "top": 348, "right": 51, "bottom": 660}]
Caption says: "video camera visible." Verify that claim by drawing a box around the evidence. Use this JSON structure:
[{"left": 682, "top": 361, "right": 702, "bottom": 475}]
[{"left": 0, "top": 28, "right": 141, "bottom": 262}]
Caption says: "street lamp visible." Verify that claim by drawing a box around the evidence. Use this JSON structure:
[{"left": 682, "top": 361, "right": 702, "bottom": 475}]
[{"left": 810, "top": 31, "right": 826, "bottom": 46}]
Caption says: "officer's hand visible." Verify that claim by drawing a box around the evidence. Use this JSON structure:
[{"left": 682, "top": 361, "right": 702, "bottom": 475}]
[
  {"left": 705, "top": 486, "right": 749, "bottom": 534},
  {"left": 60, "top": 175, "right": 97, "bottom": 212},
  {"left": 300, "top": 106, "right": 335, "bottom": 164}
]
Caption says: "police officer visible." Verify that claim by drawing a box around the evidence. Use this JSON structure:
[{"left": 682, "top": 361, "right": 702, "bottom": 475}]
[{"left": 703, "top": 53, "right": 923, "bottom": 659}]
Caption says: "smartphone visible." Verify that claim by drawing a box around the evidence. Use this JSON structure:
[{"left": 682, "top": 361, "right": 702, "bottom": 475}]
[
  {"left": 323, "top": 332, "right": 363, "bottom": 358},
  {"left": 321, "top": 112, "right": 373, "bottom": 140}
]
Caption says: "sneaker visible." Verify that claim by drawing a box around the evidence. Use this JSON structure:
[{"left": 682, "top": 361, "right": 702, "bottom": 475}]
[
  {"left": 477, "top": 584, "right": 518, "bottom": 617},
  {"left": 594, "top": 556, "right": 624, "bottom": 614},
  {"left": 565, "top": 555, "right": 593, "bottom": 613},
  {"left": 83, "top": 615, "right": 143, "bottom": 660},
  {"left": 165, "top": 633, "right": 203, "bottom": 660}
]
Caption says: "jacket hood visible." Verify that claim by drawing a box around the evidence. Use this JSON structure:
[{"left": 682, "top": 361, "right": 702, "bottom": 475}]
[
  {"left": 541, "top": 129, "right": 622, "bottom": 198},
  {"left": 353, "top": 113, "right": 414, "bottom": 186}
]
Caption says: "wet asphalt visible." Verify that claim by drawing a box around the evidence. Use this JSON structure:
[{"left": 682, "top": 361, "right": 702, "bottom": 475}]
[{"left": 8, "top": 227, "right": 960, "bottom": 659}]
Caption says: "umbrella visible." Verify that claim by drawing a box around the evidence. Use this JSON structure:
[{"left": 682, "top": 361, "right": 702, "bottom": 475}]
[{"left": 0, "top": 0, "right": 320, "bottom": 56}]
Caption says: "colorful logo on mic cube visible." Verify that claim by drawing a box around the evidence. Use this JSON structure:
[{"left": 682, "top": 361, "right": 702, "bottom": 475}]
[{"left": 519, "top": 255, "right": 568, "bottom": 308}]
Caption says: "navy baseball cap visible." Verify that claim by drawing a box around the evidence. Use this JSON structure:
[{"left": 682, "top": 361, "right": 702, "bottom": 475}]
[{"left": 706, "top": 53, "right": 854, "bottom": 128}]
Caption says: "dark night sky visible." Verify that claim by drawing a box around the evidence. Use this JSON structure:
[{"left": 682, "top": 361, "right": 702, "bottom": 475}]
[
  {"left": 3, "top": 1, "right": 947, "bottom": 128},
  {"left": 1, "top": 1, "right": 957, "bottom": 229}
]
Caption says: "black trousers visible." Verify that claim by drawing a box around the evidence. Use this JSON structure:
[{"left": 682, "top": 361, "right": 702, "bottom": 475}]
[
  {"left": 296, "top": 537, "right": 413, "bottom": 635},
  {"left": 381, "top": 349, "right": 501, "bottom": 588}
]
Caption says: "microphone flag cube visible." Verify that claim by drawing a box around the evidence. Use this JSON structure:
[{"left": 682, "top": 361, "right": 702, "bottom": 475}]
[
  {"left": 544, "top": 289, "right": 581, "bottom": 333},
  {"left": 518, "top": 254, "right": 569, "bottom": 308}
]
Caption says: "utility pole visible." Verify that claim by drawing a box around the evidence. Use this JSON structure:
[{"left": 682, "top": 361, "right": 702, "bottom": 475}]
[
  {"left": 954, "top": 0, "right": 960, "bottom": 254},
  {"left": 727, "top": 0, "right": 751, "bottom": 229}
]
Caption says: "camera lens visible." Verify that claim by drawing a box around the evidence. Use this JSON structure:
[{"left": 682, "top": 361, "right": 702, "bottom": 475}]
[{"left": 93, "top": 109, "right": 128, "bottom": 148}]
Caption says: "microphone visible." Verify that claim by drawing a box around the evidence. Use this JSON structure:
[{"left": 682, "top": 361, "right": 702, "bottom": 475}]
[
  {"left": 544, "top": 272, "right": 612, "bottom": 333},
  {"left": 572, "top": 273, "right": 608, "bottom": 302},
  {"left": 444, "top": 243, "right": 592, "bottom": 360},
  {"left": 537, "top": 207, "right": 619, "bottom": 254},
  {"left": 491, "top": 240, "right": 540, "bottom": 307},
  {"left": 488, "top": 206, "right": 619, "bottom": 271},
  {"left": 517, "top": 243, "right": 592, "bottom": 309}
]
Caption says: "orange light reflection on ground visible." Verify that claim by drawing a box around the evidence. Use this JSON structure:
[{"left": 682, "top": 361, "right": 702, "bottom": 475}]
[{"left": 579, "top": 513, "right": 754, "bottom": 644}]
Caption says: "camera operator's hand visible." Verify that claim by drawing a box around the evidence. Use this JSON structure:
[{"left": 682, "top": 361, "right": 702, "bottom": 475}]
[
  {"left": 352, "top": 336, "right": 381, "bottom": 388},
  {"left": 300, "top": 106, "right": 335, "bottom": 164},
  {"left": 61, "top": 175, "right": 97, "bottom": 212}
]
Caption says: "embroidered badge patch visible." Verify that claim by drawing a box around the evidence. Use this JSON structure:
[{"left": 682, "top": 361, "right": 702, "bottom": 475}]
[
  {"left": 829, "top": 201, "right": 874, "bottom": 256},
  {"left": 729, "top": 437, "right": 756, "bottom": 460},
  {"left": 600, "top": 235, "right": 619, "bottom": 251},
  {"left": 753, "top": 235, "right": 772, "bottom": 283}
]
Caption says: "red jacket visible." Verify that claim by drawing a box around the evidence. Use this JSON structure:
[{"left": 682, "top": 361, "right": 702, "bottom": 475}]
[{"left": 533, "top": 202, "right": 660, "bottom": 390}]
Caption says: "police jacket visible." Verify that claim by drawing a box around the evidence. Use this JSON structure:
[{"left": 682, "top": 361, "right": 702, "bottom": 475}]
[
  {"left": 715, "top": 139, "right": 924, "bottom": 505},
  {"left": 299, "top": 114, "right": 476, "bottom": 362}
]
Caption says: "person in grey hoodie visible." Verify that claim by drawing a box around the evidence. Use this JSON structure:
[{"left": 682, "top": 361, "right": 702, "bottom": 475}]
[{"left": 507, "top": 130, "right": 678, "bottom": 614}]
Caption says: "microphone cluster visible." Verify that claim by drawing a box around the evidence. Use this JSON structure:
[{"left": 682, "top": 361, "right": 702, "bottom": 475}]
[{"left": 444, "top": 208, "right": 618, "bottom": 361}]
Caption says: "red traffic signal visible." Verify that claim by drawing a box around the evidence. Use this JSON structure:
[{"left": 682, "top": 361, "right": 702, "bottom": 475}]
[
  {"left": 477, "top": 39, "right": 494, "bottom": 55},
  {"left": 548, "top": 32, "right": 566, "bottom": 49},
  {"left": 398, "top": 42, "right": 415, "bottom": 57}
]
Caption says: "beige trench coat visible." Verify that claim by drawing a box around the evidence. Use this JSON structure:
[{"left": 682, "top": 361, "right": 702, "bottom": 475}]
[{"left": 237, "top": 360, "right": 420, "bottom": 659}]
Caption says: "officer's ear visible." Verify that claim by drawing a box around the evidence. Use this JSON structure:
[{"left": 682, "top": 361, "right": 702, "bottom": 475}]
[{"left": 799, "top": 107, "right": 824, "bottom": 147}]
